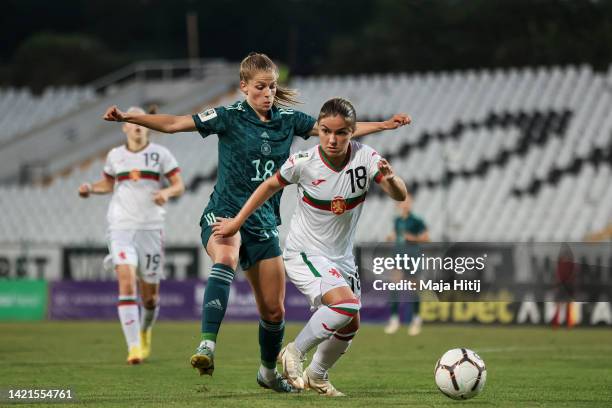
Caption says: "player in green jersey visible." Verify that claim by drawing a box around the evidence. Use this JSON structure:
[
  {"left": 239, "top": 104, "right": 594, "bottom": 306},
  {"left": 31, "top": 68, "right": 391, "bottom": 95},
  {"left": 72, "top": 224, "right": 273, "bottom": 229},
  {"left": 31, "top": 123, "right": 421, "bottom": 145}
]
[
  {"left": 103, "top": 52, "right": 410, "bottom": 392},
  {"left": 384, "top": 195, "right": 429, "bottom": 335}
]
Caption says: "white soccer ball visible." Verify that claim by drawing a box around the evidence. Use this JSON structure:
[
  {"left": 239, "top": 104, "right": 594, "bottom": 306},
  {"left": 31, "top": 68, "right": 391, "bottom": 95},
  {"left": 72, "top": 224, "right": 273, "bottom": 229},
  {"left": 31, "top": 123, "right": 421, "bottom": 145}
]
[{"left": 434, "top": 348, "right": 487, "bottom": 400}]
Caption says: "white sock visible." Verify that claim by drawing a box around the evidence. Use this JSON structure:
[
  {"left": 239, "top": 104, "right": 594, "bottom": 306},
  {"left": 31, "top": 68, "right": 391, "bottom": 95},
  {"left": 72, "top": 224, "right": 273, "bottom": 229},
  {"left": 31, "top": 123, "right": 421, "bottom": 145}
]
[
  {"left": 258, "top": 364, "right": 277, "bottom": 382},
  {"left": 309, "top": 331, "right": 356, "bottom": 379},
  {"left": 141, "top": 304, "right": 159, "bottom": 331},
  {"left": 198, "top": 339, "right": 216, "bottom": 353},
  {"left": 295, "top": 299, "right": 360, "bottom": 355},
  {"left": 118, "top": 297, "right": 141, "bottom": 348}
]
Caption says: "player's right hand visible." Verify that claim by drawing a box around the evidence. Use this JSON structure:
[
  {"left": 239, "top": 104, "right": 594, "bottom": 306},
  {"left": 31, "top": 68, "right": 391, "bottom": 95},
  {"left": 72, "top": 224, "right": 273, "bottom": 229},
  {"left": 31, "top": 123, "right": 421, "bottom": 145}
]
[
  {"left": 212, "top": 217, "right": 240, "bottom": 238},
  {"left": 377, "top": 158, "right": 395, "bottom": 179},
  {"left": 103, "top": 105, "right": 126, "bottom": 122},
  {"left": 382, "top": 113, "right": 411, "bottom": 130},
  {"left": 78, "top": 183, "right": 91, "bottom": 198}
]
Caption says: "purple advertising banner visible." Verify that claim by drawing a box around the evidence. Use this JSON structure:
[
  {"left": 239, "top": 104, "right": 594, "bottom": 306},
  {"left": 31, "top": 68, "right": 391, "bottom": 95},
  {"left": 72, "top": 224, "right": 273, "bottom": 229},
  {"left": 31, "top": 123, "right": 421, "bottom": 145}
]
[{"left": 49, "top": 279, "right": 390, "bottom": 321}]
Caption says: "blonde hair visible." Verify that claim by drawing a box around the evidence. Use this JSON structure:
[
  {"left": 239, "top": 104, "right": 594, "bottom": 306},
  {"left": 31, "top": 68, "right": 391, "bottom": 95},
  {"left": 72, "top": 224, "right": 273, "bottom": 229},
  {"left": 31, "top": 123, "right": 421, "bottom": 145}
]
[
  {"left": 239, "top": 52, "right": 299, "bottom": 107},
  {"left": 124, "top": 106, "right": 149, "bottom": 138}
]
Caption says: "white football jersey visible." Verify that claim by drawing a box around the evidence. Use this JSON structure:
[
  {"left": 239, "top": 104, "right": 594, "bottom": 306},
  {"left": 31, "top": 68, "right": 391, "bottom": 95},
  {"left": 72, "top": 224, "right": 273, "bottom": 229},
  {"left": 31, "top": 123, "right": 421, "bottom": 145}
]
[
  {"left": 103, "top": 142, "right": 180, "bottom": 230},
  {"left": 279, "top": 141, "right": 383, "bottom": 260}
]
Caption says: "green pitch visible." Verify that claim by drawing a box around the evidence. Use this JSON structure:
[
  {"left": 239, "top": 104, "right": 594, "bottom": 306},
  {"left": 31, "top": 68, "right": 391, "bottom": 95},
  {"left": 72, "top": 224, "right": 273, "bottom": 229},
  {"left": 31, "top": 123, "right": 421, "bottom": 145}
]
[{"left": 1, "top": 322, "right": 611, "bottom": 407}]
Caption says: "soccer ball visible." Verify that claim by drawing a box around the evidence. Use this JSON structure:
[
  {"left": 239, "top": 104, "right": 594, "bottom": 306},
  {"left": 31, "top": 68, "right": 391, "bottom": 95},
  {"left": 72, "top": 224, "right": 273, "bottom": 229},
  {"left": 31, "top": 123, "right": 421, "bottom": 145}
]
[{"left": 434, "top": 348, "right": 486, "bottom": 400}]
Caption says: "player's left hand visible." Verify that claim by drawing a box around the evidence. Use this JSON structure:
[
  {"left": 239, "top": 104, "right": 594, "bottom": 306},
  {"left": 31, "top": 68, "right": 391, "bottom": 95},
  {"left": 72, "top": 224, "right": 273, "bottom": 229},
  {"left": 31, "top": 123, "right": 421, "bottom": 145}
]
[
  {"left": 153, "top": 190, "right": 170, "bottom": 206},
  {"left": 382, "top": 113, "right": 411, "bottom": 130},
  {"left": 212, "top": 217, "right": 240, "bottom": 238},
  {"left": 377, "top": 158, "right": 396, "bottom": 180}
]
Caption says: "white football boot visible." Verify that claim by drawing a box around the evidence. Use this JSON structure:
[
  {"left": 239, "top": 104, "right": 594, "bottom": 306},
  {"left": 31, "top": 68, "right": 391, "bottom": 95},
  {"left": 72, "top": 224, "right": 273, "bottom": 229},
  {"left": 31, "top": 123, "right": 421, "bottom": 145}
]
[
  {"left": 303, "top": 366, "right": 345, "bottom": 397},
  {"left": 384, "top": 315, "right": 400, "bottom": 334},
  {"left": 281, "top": 342, "right": 305, "bottom": 389}
]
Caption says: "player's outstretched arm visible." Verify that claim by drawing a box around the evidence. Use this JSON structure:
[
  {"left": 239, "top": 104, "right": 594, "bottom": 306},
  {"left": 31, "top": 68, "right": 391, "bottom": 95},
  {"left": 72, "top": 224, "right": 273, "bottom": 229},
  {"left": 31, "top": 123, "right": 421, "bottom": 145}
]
[
  {"left": 103, "top": 105, "right": 197, "bottom": 133},
  {"left": 78, "top": 177, "right": 114, "bottom": 198},
  {"left": 377, "top": 158, "right": 407, "bottom": 201},
  {"left": 354, "top": 113, "right": 411, "bottom": 137},
  {"left": 212, "top": 175, "right": 285, "bottom": 238},
  {"left": 309, "top": 113, "right": 411, "bottom": 137}
]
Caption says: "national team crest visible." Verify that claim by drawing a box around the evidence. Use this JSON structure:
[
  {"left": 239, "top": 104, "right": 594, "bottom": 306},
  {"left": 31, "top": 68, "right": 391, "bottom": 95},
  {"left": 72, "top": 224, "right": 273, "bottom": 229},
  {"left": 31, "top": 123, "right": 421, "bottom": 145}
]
[
  {"left": 331, "top": 196, "right": 347, "bottom": 215},
  {"left": 129, "top": 169, "right": 141, "bottom": 181},
  {"left": 261, "top": 142, "right": 272, "bottom": 156}
]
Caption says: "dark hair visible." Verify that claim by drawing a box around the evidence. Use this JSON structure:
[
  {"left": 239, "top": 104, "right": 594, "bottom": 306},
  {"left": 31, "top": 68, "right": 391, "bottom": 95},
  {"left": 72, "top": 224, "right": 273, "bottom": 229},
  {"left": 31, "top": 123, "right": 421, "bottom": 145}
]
[
  {"left": 239, "top": 52, "right": 299, "bottom": 107},
  {"left": 317, "top": 97, "right": 357, "bottom": 131}
]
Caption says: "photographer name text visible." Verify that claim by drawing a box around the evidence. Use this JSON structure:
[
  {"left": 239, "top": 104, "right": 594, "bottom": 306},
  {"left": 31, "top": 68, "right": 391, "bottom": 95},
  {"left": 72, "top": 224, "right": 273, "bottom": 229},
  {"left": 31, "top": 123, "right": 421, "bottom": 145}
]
[{"left": 373, "top": 279, "right": 481, "bottom": 293}]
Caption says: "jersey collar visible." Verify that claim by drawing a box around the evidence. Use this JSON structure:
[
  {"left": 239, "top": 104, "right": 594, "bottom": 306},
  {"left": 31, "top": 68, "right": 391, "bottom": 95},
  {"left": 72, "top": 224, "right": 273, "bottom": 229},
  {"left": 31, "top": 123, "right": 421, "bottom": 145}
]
[
  {"left": 124, "top": 141, "right": 150, "bottom": 153},
  {"left": 242, "top": 100, "right": 282, "bottom": 127},
  {"left": 318, "top": 143, "right": 352, "bottom": 172}
]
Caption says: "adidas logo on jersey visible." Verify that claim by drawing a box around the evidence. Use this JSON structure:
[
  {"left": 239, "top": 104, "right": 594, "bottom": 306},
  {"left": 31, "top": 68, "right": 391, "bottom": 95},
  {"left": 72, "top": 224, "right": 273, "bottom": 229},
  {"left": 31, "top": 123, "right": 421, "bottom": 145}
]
[
  {"left": 205, "top": 299, "right": 223, "bottom": 310},
  {"left": 312, "top": 179, "right": 326, "bottom": 186},
  {"left": 260, "top": 131, "right": 270, "bottom": 139}
]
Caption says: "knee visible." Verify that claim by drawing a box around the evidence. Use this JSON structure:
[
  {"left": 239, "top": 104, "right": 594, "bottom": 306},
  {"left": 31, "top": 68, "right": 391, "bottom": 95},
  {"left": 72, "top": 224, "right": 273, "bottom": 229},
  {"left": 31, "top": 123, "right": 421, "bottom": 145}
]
[
  {"left": 331, "top": 295, "right": 361, "bottom": 315},
  {"left": 119, "top": 285, "right": 137, "bottom": 297},
  {"left": 214, "top": 254, "right": 238, "bottom": 270},
  {"left": 118, "top": 280, "right": 137, "bottom": 297},
  {"left": 338, "top": 313, "right": 360, "bottom": 333},
  {"left": 142, "top": 296, "right": 158, "bottom": 309},
  {"left": 260, "top": 304, "right": 285, "bottom": 322}
]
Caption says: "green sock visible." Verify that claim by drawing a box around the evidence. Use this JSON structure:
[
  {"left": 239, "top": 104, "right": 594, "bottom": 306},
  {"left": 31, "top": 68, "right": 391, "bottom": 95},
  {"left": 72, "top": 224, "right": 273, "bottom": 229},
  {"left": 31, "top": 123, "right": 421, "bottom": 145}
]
[
  {"left": 390, "top": 301, "right": 399, "bottom": 316},
  {"left": 201, "top": 263, "right": 234, "bottom": 343},
  {"left": 259, "top": 319, "right": 285, "bottom": 369}
]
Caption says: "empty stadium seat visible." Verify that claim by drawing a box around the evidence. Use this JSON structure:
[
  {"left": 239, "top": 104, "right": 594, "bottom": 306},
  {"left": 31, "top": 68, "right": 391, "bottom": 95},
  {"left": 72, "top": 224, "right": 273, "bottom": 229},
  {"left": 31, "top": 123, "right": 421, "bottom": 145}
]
[{"left": 0, "top": 65, "right": 610, "bottom": 245}]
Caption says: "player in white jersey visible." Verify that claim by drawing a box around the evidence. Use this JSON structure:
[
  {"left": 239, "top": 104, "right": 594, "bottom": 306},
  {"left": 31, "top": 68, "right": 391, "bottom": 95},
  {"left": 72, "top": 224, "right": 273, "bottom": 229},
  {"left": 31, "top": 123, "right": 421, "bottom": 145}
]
[
  {"left": 78, "top": 106, "right": 185, "bottom": 364},
  {"left": 213, "top": 98, "right": 407, "bottom": 395}
]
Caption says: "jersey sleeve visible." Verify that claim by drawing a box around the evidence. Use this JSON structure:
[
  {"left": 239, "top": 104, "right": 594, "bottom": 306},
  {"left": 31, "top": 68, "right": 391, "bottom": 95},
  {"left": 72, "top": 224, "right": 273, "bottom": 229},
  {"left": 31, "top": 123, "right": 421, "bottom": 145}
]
[
  {"left": 192, "top": 106, "right": 227, "bottom": 138},
  {"left": 293, "top": 110, "right": 316, "bottom": 140},
  {"left": 102, "top": 150, "right": 116, "bottom": 180},
  {"left": 277, "top": 151, "right": 310, "bottom": 186},
  {"left": 365, "top": 145, "right": 384, "bottom": 183},
  {"left": 413, "top": 217, "right": 427, "bottom": 234},
  {"left": 161, "top": 148, "right": 180, "bottom": 178}
]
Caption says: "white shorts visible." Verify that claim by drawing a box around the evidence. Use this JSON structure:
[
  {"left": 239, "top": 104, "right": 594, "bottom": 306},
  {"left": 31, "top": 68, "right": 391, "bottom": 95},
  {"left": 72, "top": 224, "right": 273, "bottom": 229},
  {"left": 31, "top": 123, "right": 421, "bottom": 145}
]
[
  {"left": 283, "top": 252, "right": 361, "bottom": 310},
  {"left": 107, "top": 229, "right": 165, "bottom": 284}
]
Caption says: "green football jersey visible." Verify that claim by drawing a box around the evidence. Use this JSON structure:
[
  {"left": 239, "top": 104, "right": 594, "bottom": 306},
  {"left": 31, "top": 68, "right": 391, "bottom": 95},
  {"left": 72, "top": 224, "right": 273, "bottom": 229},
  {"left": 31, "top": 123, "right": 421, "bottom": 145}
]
[
  {"left": 394, "top": 213, "right": 427, "bottom": 243},
  {"left": 192, "top": 100, "right": 316, "bottom": 233}
]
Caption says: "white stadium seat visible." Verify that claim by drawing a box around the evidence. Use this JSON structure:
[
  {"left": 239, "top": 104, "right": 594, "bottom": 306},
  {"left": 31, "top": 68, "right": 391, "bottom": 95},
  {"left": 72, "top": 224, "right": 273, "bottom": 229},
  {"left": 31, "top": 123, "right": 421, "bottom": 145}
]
[{"left": 0, "top": 65, "right": 610, "bottom": 245}]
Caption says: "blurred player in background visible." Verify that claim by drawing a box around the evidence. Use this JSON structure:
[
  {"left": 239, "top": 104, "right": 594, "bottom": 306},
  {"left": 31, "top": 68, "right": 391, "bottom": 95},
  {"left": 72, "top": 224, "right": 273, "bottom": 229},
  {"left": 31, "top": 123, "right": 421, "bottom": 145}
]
[
  {"left": 384, "top": 195, "right": 429, "bottom": 335},
  {"left": 79, "top": 106, "right": 184, "bottom": 364},
  {"left": 213, "top": 98, "right": 408, "bottom": 396},
  {"left": 552, "top": 243, "right": 577, "bottom": 329},
  {"left": 103, "top": 53, "right": 409, "bottom": 391}
]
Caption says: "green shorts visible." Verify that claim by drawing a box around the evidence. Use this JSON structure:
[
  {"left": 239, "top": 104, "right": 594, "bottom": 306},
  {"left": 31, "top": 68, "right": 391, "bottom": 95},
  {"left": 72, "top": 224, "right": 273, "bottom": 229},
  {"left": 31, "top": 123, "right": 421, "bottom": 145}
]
[{"left": 200, "top": 210, "right": 281, "bottom": 271}]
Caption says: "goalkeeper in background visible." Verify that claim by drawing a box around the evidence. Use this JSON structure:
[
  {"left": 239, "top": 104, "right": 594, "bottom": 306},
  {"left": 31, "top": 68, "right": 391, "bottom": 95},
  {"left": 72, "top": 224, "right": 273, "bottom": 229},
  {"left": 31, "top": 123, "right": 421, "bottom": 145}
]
[{"left": 384, "top": 194, "right": 429, "bottom": 335}]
